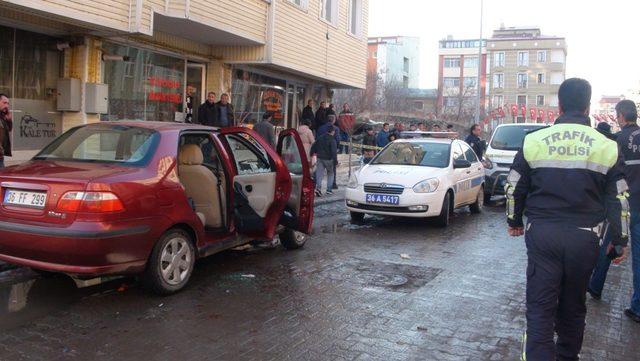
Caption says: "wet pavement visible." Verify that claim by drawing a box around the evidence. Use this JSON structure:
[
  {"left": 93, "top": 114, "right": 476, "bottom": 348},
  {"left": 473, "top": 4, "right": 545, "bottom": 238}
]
[{"left": 0, "top": 200, "right": 639, "bottom": 360}]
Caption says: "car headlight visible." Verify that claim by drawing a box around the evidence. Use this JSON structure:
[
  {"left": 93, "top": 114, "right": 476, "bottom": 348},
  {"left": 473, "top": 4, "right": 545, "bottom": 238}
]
[
  {"left": 412, "top": 178, "right": 439, "bottom": 193},
  {"left": 347, "top": 174, "right": 359, "bottom": 189},
  {"left": 482, "top": 156, "right": 493, "bottom": 170}
]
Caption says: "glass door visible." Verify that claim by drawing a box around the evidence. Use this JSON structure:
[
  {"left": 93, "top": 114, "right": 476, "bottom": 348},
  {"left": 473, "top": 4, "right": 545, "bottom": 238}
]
[
  {"left": 284, "top": 83, "right": 306, "bottom": 130},
  {"left": 185, "top": 63, "right": 205, "bottom": 124}
]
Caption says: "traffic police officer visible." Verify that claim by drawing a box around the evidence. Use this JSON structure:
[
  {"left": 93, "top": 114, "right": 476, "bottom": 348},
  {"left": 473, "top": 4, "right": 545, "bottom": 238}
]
[{"left": 505, "top": 78, "right": 630, "bottom": 361}]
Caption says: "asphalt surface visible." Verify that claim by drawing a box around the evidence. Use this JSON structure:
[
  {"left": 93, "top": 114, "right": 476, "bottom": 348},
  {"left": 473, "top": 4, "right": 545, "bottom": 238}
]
[{"left": 0, "top": 198, "right": 638, "bottom": 360}]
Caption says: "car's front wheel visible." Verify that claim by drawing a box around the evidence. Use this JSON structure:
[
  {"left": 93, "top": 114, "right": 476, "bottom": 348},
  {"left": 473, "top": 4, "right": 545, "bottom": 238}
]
[
  {"left": 434, "top": 192, "right": 451, "bottom": 227},
  {"left": 470, "top": 186, "right": 484, "bottom": 214},
  {"left": 280, "top": 228, "right": 306, "bottom": 250},
  {"left": 141, "top": 229, "right": 195, "bottom": 295},
  {"left": 350, "top": 211, "right": 365, "bottom": 223}
]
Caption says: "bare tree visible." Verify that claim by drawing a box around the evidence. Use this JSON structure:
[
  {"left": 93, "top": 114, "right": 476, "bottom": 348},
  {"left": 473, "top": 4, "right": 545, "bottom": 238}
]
[{"left": 441, "top": 84, "right": 478, "bottom": 124}]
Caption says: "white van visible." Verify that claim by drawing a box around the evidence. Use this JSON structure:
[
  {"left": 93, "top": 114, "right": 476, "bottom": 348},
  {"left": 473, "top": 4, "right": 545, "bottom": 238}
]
[{"left": 483, "top": 123, "right": 547, "bottom": 201}]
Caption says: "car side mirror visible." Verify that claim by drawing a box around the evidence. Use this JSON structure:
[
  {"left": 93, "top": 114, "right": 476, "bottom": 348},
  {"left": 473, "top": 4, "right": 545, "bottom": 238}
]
[{"left": 453, "top": 159, "right": 472, "bottom": 169}]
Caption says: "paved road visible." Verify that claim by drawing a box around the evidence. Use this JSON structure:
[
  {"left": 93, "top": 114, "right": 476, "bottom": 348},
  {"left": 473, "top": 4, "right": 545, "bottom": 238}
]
[{"left": 0, "top": 200, "right": 638, "bottom": 360}]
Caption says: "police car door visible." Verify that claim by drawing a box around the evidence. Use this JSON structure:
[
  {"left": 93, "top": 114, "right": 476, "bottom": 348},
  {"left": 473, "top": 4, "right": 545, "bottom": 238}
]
[
  {"left": 461, "top": 141, "right": 484, "bottom": 202},
  {"left": 451, "top": 142, "right": 473, "bottom": 205}
]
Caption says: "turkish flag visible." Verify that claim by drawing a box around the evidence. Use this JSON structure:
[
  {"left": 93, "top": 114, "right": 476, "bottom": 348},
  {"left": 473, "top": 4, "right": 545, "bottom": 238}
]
[
  {"left": 520, "top": 105, "right": 526, "bottom": 117},
  {"left": 498, "top": 106, "right": 505, "bottom": 117},
  {"left": 511, "top": 105, "right": 518, "bottom": 116},
  {"left": 538, "top": 109, "right": 545, "bottom": 121},
  {"left": 608, "top": 114, "right": 616, "bottom": 122},
  {"left": 530, "top": 107, "right": 537, "bottom": 120},
  {"left": 548, "top": 110, "right": 555, "bottom": 122}
]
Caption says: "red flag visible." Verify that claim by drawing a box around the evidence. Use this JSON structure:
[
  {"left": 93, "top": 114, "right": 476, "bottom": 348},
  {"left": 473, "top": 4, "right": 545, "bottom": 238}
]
[
  {"left": 511, "top": 105, "right": 518, "bottom": 117},
  {"left": 520, "top": 105, "right": 526, "bottom": 117},
  {"left": 548, "top": 110, "right": 555, "bottom": 122},
  {"left": 530, "top": 107, "right": 537, "bottom": 120},
  {"left": 498, "top": 106, "right": 505, "bottom": 117},
  {"left": 608, "top": 114, "right": 615, "bottom": 122},
  {"left": 538, "top": 109, "right": 545, "bottom": 121}
]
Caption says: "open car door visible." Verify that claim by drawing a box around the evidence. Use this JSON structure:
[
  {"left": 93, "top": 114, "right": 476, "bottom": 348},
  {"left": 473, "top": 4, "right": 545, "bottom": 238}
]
[
  {"left": 277, "top": 129, "right": 314, "bottom": 234},
  {"left": 219, "top": 127, "right": 292, "bottom": 240}
]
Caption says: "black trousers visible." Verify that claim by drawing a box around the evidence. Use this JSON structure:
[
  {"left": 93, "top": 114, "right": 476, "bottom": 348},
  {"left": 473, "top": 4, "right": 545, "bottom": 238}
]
[{"left": 524, "top": 222, "right": 600, "bottom": 361}]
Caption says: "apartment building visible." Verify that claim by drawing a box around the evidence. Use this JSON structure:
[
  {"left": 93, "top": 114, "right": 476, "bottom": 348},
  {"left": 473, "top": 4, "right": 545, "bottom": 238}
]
[
  {"left": 487, "top": 26, "right": 567, "bottom": 122},
  {"left": 436, "top": 36, "right": 487, "bottom": 118},
  {"left": 367, "top": 36, "right": 420, "bottom": 88},
  {"left": 0, "top": 0, "right": 368, "bottom": 161}
]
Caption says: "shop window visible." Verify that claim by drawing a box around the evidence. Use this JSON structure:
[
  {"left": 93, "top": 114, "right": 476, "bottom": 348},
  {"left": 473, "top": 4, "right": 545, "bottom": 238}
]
[{"left": 231, "top": 69, "right": 286, "bottom": 128}]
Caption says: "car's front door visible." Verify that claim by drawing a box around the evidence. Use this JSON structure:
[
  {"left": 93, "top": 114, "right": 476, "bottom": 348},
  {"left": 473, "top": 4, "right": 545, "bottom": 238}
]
[
  {"left": 451, "top": 142, "right": 473, "bottom": 205},
  {"left": 277, "top": 129, "right": 314, "bottom": 234},
  {"left": 220, "top": 127, "right": 292, "bottom": 240},
  {"left": 461, "top": 142, "right": 484, "bottom": 202}
]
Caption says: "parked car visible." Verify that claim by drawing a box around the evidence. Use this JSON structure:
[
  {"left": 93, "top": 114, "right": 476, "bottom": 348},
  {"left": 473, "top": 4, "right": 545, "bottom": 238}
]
[
  {"left": 345, "top": 136, "right": 484, "bottom": 227},
  {"left": 0, "top": 122, "right": 314, "bottom": 294},
  {"left": 482, "top": 123, "right": 547, "bottom": 201}
]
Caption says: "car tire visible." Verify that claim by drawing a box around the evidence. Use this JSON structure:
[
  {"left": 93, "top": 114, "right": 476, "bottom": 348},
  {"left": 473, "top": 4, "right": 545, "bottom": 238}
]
[
  {"left": 470, "top": 186, "right": 484, "bottom": 214},
  {"left": 350, "top": 211, "right": 365, "bottom": 223},
  {"left": 483, "top": 191, "right": 492, "bottom": 206},
  {"left": 280, "top": 228, "right": 306, "bottom": 250},
  {"left": 141, "top": 229, "right": 195, "bottom": 295},
  {"left": 435, "top": 192, "right": 450, "bottom": 227}
]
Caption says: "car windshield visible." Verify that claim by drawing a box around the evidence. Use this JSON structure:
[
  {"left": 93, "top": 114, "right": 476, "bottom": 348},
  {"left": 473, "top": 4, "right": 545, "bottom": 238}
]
[
  {"left": 490, "top": 125, "right": 546, "bottom": 151},
  {"left": 34, "top": 125, "right": 159, "bottom": 166},
  {"left": 372, "top": 142, "right": 450, "bottom": 168}
]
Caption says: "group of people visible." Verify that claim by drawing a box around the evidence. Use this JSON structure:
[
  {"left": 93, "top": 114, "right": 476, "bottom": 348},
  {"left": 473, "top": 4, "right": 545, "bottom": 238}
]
[
  {"left": 195, "top": 92, "right": 235, "bottom": 128},
  {"left": 505, "top": 78, "right": 639, "bottom": 361}
]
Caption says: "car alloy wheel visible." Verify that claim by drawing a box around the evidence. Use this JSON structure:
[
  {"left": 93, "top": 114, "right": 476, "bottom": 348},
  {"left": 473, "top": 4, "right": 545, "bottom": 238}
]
[{"left": 160, "top": 236, "right": 192, "bottom": 285}]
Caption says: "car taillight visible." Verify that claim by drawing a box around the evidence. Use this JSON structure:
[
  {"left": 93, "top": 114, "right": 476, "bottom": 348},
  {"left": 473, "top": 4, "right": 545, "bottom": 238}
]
[{"left": 56, "top": 192, "right": 124, "bottom": 213}]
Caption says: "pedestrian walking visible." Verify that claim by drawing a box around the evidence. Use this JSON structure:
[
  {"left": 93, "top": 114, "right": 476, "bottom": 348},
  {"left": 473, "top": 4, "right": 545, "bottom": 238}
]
[
  {"left": 197, "top": 92, "right": 219, "bottom": 126},
  {"left": 253, "top": 112, "right": 276, "bottom": 149},
  {"left": 588, "top": 99, "right": 640, "bottom": 322},
  {"left": 310, "top": 126, "right": 337, "bottom": 197},
  {"left": 362, "top": 126, "right": 377, "bottom": 164},
  {"left": 465, "top": 124, "right": 485, "bottom": 160},
  {"left": 297, "top": 119, "right": 315, "bottom": 159},
  {"left": 0, "top": 94, "right": 12, "bottom": 168},
  {"left": 216, "top": 93, "right": 235, "bottom": 127},
  {"left": 505, "top": 78, "right": 629, "bottom": 361},
  {"left": 302, "top": 99, "right": 315, "bottom": 124},
  {"left": 318, "top": 115, "right": 340, "bottom": 190},
  {"left": 338, "top": 103, "right": 353, "bottom": 154},
  {"left": 376, "top": 123, "right": 391, "bottom": 148}
]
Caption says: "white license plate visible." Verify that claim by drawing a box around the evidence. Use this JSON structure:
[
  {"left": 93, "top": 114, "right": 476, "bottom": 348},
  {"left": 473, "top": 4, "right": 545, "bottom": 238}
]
[
  {"left": 365, "top": 193, "right": 400, "bottom": 205},
  {"left": 3, "top": 189, "right": 47, "bottom": 209}
]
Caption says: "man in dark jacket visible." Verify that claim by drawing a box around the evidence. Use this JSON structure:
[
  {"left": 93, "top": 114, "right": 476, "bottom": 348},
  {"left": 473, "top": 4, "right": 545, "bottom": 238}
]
[
  {"left": 302, "top": 99, "right": 315, "bottom": 123},
  {"left": 362, "top": 126, "right": 378, "bottom": 164},
  {"left": 217, "top": 93, "right": 235, "bottom": 127},
  {"left": 197, "top": 92, "right": 218, "bottom": 126},
  {"left": 0, "top": 94, "right": 12, "bottom": 168},
  {"left": 253, "top": 112, "right": 276, "bottom": 149},
  {"left": 314, "top": 101, "right": 328, "bottom": 131},
  {"left": 505, "top": 78, "right": 629, "bottom": 360},
  {"left": 465, "top": 124, "right": 485, "bottom": 160},
  {"left": 317, "top": 115, "right": 341, "bottom": 190},
  {"left": 310, "top": 126, "right": 337, "bottom": 196}
]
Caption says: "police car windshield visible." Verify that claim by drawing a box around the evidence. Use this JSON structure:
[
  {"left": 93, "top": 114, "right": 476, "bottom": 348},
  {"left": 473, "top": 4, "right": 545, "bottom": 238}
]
[
  {"left": 372, "top": 142, "right": 450, "bottom": 168},
  {"left": 490, "top": 125, "right": 546, "bottom": 151}
]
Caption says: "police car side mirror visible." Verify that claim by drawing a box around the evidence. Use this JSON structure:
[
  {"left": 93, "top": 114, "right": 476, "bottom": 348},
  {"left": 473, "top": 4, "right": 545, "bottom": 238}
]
[{"left": 453, "top": 159, "right": 472, "bottom": 169}]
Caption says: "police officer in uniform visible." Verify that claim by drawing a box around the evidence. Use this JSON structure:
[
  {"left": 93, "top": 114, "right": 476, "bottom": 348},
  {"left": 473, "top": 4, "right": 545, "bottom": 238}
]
[{"left": 505, "top": 78, "right": 630, "bottom": 361}]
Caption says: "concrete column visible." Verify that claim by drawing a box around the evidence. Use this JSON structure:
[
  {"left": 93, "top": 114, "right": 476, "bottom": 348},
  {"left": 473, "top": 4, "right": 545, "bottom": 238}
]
[{"left": 205, "top": 60, "right": 232, "bottom": 100}]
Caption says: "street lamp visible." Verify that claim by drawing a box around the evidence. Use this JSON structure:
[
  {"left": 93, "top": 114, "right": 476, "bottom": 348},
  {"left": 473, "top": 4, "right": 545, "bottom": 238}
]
[{"left": 474, "top": 0, "right": 484, "bottom": 126}]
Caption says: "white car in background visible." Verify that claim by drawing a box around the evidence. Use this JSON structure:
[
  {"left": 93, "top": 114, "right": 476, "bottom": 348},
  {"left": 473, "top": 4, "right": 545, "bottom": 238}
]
[{"left": 345, "top": 136, "right": 485, "bottom": 227}]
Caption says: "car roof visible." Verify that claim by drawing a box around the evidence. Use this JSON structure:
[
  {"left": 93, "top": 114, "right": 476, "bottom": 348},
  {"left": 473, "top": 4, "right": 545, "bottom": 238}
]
[
  {"left": 84, "top": 121, "right": 220, "bottom": 132},
  {"left": 395, "top": 138, "right": 454, "bottom": 144},
  {"left": 495, "top": 123, "right": 546, "bottom": 127}
]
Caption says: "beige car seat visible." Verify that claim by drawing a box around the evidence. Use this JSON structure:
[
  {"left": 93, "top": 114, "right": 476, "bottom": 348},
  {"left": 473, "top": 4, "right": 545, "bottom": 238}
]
[{"left": 178, "top": 144, "right": 222, "bottom": 228}]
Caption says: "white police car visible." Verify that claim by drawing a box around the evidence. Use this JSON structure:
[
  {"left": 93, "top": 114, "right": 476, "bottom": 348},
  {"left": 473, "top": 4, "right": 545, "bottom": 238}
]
[{"left": 345, "top": 134, "right": 485, "bottom": 227}]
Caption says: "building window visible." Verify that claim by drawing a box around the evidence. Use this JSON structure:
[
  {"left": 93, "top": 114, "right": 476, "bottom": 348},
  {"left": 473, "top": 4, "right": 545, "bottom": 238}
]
[
  {"left": 493, "top": 95, "right": 504, "bottom": 108},
  {"left": 321, "top": 0, "right": 338, "bottom": 25},
  {"left": 463, "top": 77, "right": 477, "bottom": 88},
  {"left": 517, "top": 95, "right": 527, "bottom": 106},
  {"left": 443, "top": 77, "right": 460, "bottom": 88},
  {"left": 537, "top": 95, "right": 545, "bottom": 106},
  {"left": 493, "top": 73, "right": 504, "bottom": 89},
  {"left": 413, "top": 101, "right": 424, "bottom": 110},
  {"left": 402, "top": 76, "right": 409, "bottom": 88},
  {"left": 494, "top": 52, "right": 505, "bottom": 67},
  {"left": 444, "top": 57, "right": 460, "bottom": 68},
  {"left": 464, "top": 56, "right": 478, "bottom": 68},
  {"left": 288, "top": 0, "right": 309, "bottom": 10},
  {"left": 517, "top": 51, "right": 529, "bottom": 66},
  {"left": 517, "top": 73, "right": 528, "bottom": 88},
  {"left": 551, "top": 50, "right": 565, "bottom": 63},
  {"left": 444, "top": 97, "right": 459, "bottom": 107},
  {"left": 550, "top": 72, "right": 564, "bottom": 85},
  {"left": 537, "top": 50, "right": 547, "bottom": 63},
  {"left": 537, "top": 73, "right": 545, "bottom": 84},
  {"left": 348, "top": 0, "right": 362, "bottom": 36},
  {"left": 549, "top": 97, "right": 559, "bottom": 107},
  {"left": 403, "top": 57, "right": 409, "bottom": 73}
]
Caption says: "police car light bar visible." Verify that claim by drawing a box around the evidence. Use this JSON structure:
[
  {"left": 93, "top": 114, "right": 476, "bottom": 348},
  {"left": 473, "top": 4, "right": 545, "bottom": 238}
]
[{"left": 401, "top": 131, "right": 458, "bottom": 139}]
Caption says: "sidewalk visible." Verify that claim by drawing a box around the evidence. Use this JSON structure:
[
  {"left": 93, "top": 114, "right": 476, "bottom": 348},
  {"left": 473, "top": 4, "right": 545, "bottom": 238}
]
[{"left": 313, "top": 153, "right": 357, "bottom": 207}]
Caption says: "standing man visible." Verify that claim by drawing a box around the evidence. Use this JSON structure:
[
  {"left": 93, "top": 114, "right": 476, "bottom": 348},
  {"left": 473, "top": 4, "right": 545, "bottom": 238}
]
[
  {"left": 318, "top": 115, "right": 341, "bottom": 190},
  {"left": 465, "top": 124, "right": 485, "bottom": 160},
  {"left": 361, "top": 126, "right": 377, "bottom": 164},
  {"left": 302, "top": 99, "right": 315, "bottom": 123},
  {"left": 505, "top": 78, "right": 629, "bottom": 360},
  {"left": 0, "top": 94, "right": 12, "bottom": 168},
  {"left": 217, "top": 93, "right": 235, "bottom": 127},
  {"left": 376, "top": 123, "right": 391, "bottom": 148},
  {"left": 253, "top": 112, "right": 276, "bottom": 149},
  {"left": 314, "top": 101, "right": 328, "bottom": 131},
  {"left": 310, "top": 126, "right": 337, "bottom": 197},
  {"left": 197, "top": 92, "right": 218, "bottom": 126},
  {"left": 432, "top": 124, "right": 442, "bottom": 132}
]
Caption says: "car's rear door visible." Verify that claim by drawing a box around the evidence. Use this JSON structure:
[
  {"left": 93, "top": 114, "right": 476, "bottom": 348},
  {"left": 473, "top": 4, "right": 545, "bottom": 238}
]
[
  {"left": 219, "top": 127, "right": 291, "bottom": 240},
  {"left": 277, "top": 129, "right": 314, "bottom": 234}
]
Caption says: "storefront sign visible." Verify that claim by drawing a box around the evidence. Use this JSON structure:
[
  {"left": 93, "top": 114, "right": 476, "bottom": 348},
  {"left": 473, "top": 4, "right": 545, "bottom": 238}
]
[
  {"left": 12, "top": 99, "right": 62, "bottom": 151},
  {"left": 148, "top": 92, "right": 181, "bottom": 104},
  {"left": 262, "top": 89, "right": 284, "bottom": 119}
]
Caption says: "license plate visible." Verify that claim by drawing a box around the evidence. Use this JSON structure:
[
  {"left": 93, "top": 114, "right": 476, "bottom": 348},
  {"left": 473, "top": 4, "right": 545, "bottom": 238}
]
[
  {"left": 3, "top": 189, "right": 47, "bottom": 209},
  {"left": 365, "top": 193, "right": 400, "bottom": 205}
]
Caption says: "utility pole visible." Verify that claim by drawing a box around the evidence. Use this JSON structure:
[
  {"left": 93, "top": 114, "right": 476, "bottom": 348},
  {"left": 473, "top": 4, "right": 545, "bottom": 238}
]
[{"left": 474, "top": 0, "right": 484, "bottom": 126}]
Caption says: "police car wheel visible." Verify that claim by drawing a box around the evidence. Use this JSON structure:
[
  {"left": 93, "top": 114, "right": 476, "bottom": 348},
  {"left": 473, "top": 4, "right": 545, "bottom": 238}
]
[
  {"left": 435, "top": 193, "right": 450, "bottom": 227},
  {"left": 350, "top": 211, "right": 365, "bottom": 223},
  {"left": 470, "top": 186, "right": 484, "bottom": 214}
]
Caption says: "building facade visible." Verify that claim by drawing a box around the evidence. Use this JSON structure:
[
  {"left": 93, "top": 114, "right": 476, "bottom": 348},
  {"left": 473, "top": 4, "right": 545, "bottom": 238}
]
[
  {"left": 367, "top": 36, "right": 420, "bottom": 88},
  {"left": 0, "top": 0, "right": 368, "bottom": 162},
  {"left": 436, "top": 37, "right": 487, "bottom": 120},
  {"left": 487, "top": 26, "right": 567, "bottom": 123}
]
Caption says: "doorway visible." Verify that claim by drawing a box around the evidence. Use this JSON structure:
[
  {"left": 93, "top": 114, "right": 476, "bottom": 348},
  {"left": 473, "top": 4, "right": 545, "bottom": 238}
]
[
  {"left": 285, "top": 83, "right": 306, "bottom": 130},
  {"left": 186, "top": 63, "right": 205, "bottom": 123}
]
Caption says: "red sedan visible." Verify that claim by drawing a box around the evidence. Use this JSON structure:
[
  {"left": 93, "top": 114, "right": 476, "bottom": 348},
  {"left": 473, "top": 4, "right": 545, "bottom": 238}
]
[{"left": 0, "top": 122, "right": 314, "bottom": 294}]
